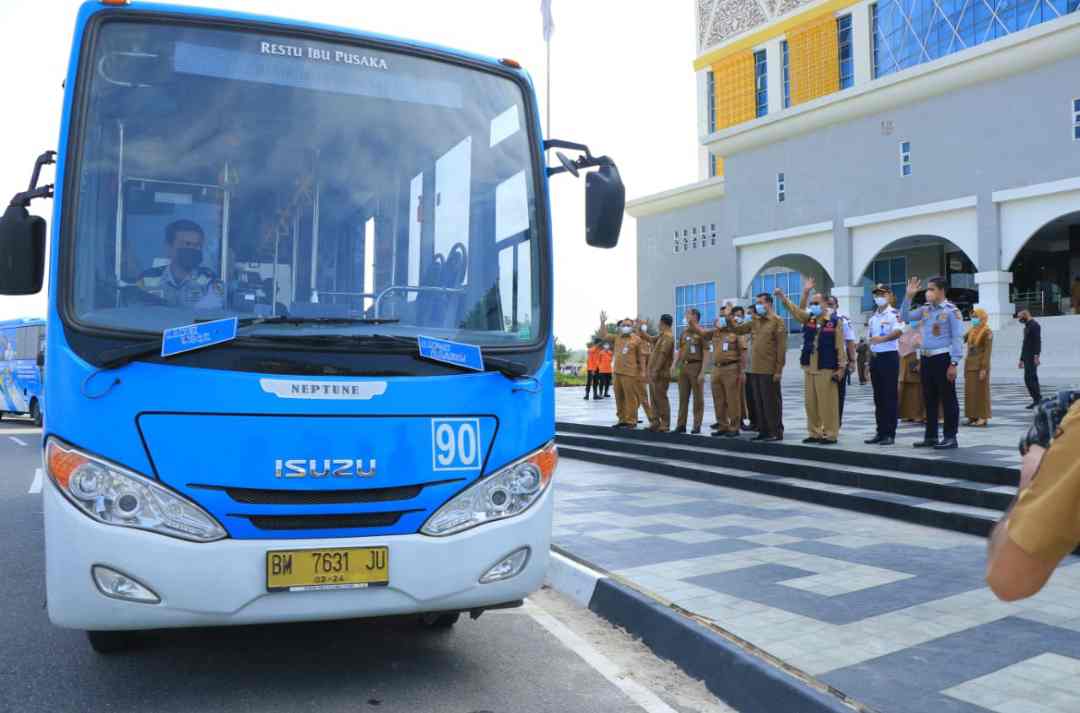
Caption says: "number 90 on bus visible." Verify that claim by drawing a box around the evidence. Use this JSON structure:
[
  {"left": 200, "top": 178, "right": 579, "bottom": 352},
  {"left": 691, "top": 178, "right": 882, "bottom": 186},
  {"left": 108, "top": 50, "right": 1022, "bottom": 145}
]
[{"left": 431, "top": 418, "right": 482, "bottom": 471}]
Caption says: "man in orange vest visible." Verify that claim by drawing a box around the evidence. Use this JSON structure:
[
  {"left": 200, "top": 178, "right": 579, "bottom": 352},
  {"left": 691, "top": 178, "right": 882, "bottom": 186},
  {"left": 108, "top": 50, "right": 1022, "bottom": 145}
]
[
  {"left": 597, "top": 340, "right": 613, "bottom": 398},
  {"left": 585, "top": 340, "right": 602, "bottom": 400}
]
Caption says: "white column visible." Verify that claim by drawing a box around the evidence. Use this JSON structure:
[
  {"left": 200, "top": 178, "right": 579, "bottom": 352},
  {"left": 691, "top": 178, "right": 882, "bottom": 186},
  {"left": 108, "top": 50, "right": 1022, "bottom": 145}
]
[
  {"left": 696, "top": 69, "right": 710, "bottom": 180},
  {"left": 975, "top": 271, "right": 1014, "bottom": 330},
  {"left": 833, "top": 285, "right": 866, "bottom": 332},
  {"left": 764, "top": 38, "right": 783, "bottom": 115},
  {"left": 851, "top": 1, "right": 873, "bottom": 85}
]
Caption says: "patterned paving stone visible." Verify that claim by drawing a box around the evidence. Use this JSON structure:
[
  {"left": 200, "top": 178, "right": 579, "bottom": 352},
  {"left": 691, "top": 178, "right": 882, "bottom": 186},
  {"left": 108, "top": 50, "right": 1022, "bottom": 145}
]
[{"left": 553, "top": 458, "right": 1080, "bottom": 713}]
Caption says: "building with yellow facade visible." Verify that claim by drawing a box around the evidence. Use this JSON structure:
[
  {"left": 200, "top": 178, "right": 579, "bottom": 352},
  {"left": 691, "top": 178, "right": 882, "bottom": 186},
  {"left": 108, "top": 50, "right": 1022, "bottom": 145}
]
[{"left": 628, "top": 0, "right": 1080, "bottom": 337}]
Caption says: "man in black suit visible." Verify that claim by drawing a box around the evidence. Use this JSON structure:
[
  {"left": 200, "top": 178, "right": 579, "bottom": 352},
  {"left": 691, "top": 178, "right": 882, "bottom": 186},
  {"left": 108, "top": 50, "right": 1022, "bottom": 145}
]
[{"left": 1017, "top": 310, "right": 1042, "bottom": 408}]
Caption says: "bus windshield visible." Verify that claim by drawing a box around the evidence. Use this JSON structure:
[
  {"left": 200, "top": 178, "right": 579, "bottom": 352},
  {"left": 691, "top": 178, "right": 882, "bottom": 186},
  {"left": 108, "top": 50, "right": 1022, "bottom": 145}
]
[{"left": 66, "top": 20, "right": 543, "bottom": 348}]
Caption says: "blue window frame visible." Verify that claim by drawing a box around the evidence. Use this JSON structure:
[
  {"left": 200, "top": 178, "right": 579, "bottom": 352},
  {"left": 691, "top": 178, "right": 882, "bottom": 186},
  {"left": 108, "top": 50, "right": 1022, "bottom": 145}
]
[
  {"left": 838, "top": 15, "right": 854, "bottom": 89},
  {"left": 709, "top": 152, "right": 719, "bottom": 178},
  {"left": 781, "top": 40, "right": 791, "bottom": 108},
  {"left": 900, "top": 140, "right": 912, "bottom": 176},
  {"left": 754, "top": 50, "right": 768, "bottom": 118},
  {"left": 675, "top": 282, "right": 717, "bottom": 340},
  {"left": 707, "top": 70, "right": 717, "bottom": 133},
  {"left": 1073, "top": 98, "right": 1080, "bottom": 140},
  {"left": 872, "top": 0, "right": 1078, "bottom": 79},
  {"left": 751, "top": 271, "right": 803, "bottom": 332},
  {"left": 861, "top": 256, "right": 907, "bottom": 311}
]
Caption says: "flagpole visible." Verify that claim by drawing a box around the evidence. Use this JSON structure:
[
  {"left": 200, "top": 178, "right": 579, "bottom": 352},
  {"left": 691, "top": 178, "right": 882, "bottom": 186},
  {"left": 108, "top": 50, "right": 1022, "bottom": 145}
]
[{"left": 545, "top": 36, "right": 551, "bottom": 150}]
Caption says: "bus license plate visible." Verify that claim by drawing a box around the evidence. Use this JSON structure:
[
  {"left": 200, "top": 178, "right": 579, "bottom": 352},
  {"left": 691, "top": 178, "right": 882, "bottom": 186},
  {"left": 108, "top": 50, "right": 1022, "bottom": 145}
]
[{"left": 266, "top": 547, "right": 389, "bottom": 592}]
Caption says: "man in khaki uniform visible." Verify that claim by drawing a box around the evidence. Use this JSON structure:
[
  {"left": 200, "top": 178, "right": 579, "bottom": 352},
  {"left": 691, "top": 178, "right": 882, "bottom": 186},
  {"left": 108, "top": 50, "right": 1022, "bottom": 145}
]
[
  {"left": 641, "top": 314, "right": 676, "bottom": 431},
  {"left": 775, "top": 288, "right": 848, "bottom": 444},
  {"left": 634, "top": 319, "right": 655, "bottom": 426},
  {"left": 721, "top": 294, "right": 787, "bottom": 441},
  {"left": 696, "top": 314, "right": 744, "bottom": 437},
  {"left": 674, "top": 309, "right": 707, "bottom": 434},
  {"left": 597, "top": 315, "right": 648, "bottom": 429},
  {"left": 731, "top": 306, "right": 753, "bottom": 430},
  {"left": 986, "top": 397, "right": 1080, "bottom": 601}
]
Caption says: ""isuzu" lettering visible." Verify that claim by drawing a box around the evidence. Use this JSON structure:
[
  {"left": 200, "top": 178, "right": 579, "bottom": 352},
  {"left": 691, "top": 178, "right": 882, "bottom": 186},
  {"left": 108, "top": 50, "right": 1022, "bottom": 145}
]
[{"left": 274, "top": 459, "right": 377, "bottom": 479}]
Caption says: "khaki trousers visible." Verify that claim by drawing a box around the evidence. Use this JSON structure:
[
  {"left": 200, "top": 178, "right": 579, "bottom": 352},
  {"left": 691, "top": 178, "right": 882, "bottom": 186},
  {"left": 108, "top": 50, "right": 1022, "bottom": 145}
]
[
  {"left": 613, "top": 374, "right": 640, "bottom": 426},
  {"left": 677, "top": 361, "right": 705, "bottom": 429},
  {"left": 635, "top": 379, "right": 654, "bottom": 423},
  {"left": 649, "top": 378, "right": 670, "bottom": 429},
  {"left": 710, "top": 364, "right": 742, "bottom": 433},
  {"left": 804, "top": 369, "right": 840, "bottom": 440}
]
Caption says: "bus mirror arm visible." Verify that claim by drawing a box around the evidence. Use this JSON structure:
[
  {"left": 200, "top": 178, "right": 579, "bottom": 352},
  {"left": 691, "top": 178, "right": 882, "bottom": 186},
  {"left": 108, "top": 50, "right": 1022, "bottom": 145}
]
[{"left": 9, "top": 150, "right": 56, "bottom": 209}]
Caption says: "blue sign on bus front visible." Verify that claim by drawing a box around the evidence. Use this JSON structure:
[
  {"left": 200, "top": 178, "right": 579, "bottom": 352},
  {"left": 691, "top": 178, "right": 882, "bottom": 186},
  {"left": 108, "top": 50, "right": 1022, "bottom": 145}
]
[
  {"left": 161, "top": 318, "right": 238, "bottom": 358},
  {"left": 417, "top": 336, "right": 484, "bottom": 372}
]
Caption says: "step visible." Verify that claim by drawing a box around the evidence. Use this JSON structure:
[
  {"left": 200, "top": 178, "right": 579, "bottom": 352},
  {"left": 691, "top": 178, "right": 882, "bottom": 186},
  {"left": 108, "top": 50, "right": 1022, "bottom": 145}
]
[
  {"left": 556, "top": 421, "right": 1017, "bottom": 486},
  {"left": 555, "top": 431, "right": 1017, "bottom": 513},
  {"left": 558, "top": 443, "right": 1003, "bottom": 540}
]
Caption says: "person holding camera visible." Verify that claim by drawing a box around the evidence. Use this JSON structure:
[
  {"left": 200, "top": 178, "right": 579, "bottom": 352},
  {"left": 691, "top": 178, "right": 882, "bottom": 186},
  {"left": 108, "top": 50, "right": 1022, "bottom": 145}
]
[
  {"left": 773, "top": 288, "right": 847, "bottom": 445},
  {"left": 986, "top": 392, "right": 1080, "bottom": 601}
]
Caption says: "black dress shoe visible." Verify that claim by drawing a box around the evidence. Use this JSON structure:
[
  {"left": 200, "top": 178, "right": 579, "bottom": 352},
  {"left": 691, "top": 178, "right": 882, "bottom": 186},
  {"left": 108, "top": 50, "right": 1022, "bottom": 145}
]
[
  {"left": 691, "top": 427, "right": 702, "bottom": 435},
  {"left": 934, "top": 438, "right": 959, "bottom": 450},
  {"left": 764, "top": 435, "right": 784, "bottom": 442},
  {"left": 802, "top": 437, "right": 822, "bottom": 444},
  {"left": 913, "top": 439, "right": 940, "bottom": 448},
  {"left": 672, "top": 426, "right": 687, "bottom": 434},
  {"left": 742, "top": 423, "right": 756, "bottom": 432},
  {"left": 878, "top": 436, "right": 895, "bottom": 446},
  {"left": 1026, "top": 402, "right": 1038, "bottom": 410},
  {"left": 710, "top": 423, "right": 719, "bottom": 430},
  {"left": 751, "top": 434, "right": 770, "bottom": 441},
  {"left": 819, "top": 439, "right": 838, "bottom": 445},
  {"left": 864, "top": 434, "right": 884, "bottom": 445},
  {"left": 711, "top": 430, "right": 725, "bottom": 437},
  {"left": 584, "top": 396, "right": 590, "bottom": 400},
  {"left": 611, "top": 422, "right": 623, "bottom": 428}
]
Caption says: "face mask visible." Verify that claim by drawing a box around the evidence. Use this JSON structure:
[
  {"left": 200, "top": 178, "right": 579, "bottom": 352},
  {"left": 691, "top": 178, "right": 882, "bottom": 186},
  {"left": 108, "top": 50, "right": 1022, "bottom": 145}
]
[
  {"left": 717, "top": 317, "right": 727, "bottom": 328},
  {"left": 971, "top": 318, "right": 982, "bottom": 327},
  {"left": 1019, "top": 317, "right": 1028, "bottom": 324},
  {"left": 755, "top": 303, "right": 767, "bottom": 316},
  {"left": 620, "top": 325, "right": 632, "bottom": 335},
  {"left": 909, "top": 321, "right": 920, "bottom": 329},
  {"left": 175, "top": 247, "right": 203, "bottom": 271},
  {"left": 874, "top": 296, "right": 888, "bottom": 307},
  {"left": 640, "top": 324, "right": 647, "bottom": 332},
  {"left": 808, "top": 304, "right": 822, "bottom": 317}
]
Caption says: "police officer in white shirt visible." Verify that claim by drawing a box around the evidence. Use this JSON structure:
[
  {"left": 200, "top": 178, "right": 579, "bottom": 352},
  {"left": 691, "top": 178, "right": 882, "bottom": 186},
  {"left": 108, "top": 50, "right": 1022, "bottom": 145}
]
[{"left": 865, "top": 284, "right": 902, "bottom": 446}]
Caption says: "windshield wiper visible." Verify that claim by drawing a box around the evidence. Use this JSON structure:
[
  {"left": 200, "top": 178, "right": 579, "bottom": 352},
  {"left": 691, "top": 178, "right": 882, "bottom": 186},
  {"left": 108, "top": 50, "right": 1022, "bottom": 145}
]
[{"left": 93, "top": 315, "right": 401, "bottom": 370}]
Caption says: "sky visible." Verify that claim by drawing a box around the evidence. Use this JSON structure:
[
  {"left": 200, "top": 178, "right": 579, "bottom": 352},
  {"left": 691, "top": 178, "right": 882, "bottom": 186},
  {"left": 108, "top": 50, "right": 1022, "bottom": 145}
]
[{"left": 0, "top": 0, "right": 699, "bottom": 349}]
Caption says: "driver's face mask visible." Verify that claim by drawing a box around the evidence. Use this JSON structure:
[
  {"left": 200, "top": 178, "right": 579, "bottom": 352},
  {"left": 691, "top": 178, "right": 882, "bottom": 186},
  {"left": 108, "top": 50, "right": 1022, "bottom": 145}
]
[{"left": 175, "top": 247, "right": 203, "bottom": 271}]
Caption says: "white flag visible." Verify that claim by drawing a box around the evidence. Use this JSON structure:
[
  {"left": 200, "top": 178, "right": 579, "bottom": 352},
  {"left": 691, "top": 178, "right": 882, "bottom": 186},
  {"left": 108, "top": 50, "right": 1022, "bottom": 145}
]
[{"left": 541, "top": 0, "right": 554, "bottom": 41}]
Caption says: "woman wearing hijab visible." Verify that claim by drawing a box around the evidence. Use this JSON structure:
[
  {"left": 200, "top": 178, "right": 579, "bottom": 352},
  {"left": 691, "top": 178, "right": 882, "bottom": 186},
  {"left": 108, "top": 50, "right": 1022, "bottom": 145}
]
[
  {"left": 964, "top": 308, "right": 993, "bottom": 426},
  {"left": 898, "top": 319, "right": 925, "bottom": 423}
]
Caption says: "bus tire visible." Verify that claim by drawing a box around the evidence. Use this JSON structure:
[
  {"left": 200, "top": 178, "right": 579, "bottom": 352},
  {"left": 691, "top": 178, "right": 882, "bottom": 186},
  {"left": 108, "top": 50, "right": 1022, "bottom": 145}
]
[
  {"left": 86, "top": 630, "right": 135, "bottom": 654},
  {"left": 30, "top": 400, "right": 41, "bottom": 427},
  {"left": 419, "top": 612, "right": 460, "bottom": 630}
]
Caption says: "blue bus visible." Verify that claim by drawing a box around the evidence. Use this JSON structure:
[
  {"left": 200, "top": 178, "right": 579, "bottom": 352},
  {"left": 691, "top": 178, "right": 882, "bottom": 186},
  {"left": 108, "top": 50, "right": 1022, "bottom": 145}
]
[
  {"left": 0, "top": 1, "right": 623, "bottom": 653},
  {"left": 0, "top": 318, "right": 46, "bottom": 426}
]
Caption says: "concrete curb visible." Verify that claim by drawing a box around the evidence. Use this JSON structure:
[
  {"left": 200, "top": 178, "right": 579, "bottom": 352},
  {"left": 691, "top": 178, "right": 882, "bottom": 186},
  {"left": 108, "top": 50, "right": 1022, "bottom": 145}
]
[{"left": 545, "top": 549, "right": 858, "bottom": 713}]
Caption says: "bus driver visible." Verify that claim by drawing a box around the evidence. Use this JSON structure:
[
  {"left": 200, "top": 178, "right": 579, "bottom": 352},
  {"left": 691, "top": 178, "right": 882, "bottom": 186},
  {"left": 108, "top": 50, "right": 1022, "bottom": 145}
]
[{"left": 136, "top": 219, "right": 224, "bottom": 309}]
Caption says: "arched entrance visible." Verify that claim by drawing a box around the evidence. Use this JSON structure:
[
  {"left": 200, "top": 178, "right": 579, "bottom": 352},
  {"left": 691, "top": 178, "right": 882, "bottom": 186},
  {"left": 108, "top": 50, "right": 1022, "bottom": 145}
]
[
  {"left": 854, "top": 235, "right": 978, "bottom": 318},
  {"left": 744, "top": 254, "right": 833, "bottom": 333},
  {"left": 1007, "top": 210, "right": 1080, "bottom": 317}
]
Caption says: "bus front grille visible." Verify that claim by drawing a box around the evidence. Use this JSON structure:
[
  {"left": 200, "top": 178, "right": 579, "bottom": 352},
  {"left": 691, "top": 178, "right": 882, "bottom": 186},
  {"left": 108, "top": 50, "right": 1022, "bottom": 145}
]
[
  {"left": 189, "top": 479, "right": 464, "bottom": 506},
  {"left": 238, "top": 510, "right": 424, "bottom": 531}
]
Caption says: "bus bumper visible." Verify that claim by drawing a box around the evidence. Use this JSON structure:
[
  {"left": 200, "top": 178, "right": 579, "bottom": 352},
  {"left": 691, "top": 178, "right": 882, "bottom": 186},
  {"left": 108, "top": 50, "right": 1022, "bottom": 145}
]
[{"left": 44, "top": 481, "right": 553, "bottom": 631}]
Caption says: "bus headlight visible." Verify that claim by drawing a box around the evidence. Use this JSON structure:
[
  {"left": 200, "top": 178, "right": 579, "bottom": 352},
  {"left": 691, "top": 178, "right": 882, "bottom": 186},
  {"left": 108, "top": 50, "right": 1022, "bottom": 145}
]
[
  {"left": 421, "top": 441, "right": 557, "bottom": 537},
  {"left": 45, "top": 438, "right": 227, "bottom": 543}
]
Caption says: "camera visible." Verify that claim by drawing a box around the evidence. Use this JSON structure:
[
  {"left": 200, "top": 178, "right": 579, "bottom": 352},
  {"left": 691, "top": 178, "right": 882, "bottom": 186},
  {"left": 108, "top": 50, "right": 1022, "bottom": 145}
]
[{"left": 1019, "top": 390, "right": 1080, "bottom": 456}]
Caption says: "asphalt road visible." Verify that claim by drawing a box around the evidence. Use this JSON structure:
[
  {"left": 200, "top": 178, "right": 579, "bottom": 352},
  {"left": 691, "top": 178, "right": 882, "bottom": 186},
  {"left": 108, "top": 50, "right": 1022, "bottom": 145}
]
[{"left": 0, "top": 423, "right": 734, "bottom": 713}]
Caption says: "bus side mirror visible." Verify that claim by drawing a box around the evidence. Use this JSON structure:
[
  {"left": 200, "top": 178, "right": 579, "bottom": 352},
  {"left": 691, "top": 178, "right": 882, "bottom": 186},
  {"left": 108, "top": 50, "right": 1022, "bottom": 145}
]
[
  {"left": 0, "top": 205, "right": 47, "bottom": 295},
  {"left": 585, "top": 164, "right": 624, "bottom": 249}
]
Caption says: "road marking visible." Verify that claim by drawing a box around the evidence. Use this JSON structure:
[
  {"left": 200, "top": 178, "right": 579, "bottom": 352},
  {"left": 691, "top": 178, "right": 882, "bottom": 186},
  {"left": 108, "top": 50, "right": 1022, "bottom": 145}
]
[
  {"left": 9, "top": 436, "right": 28, "bottom": 446},
  {"left": 29, "top": 468, "right": 43, "bottom": 495},
  {"left": 524, "top": 600, "right": 680, "bottom": 713}
]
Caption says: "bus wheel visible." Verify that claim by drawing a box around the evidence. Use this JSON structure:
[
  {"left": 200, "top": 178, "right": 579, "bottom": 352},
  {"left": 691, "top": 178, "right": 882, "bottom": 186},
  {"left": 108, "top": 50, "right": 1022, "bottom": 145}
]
[
  {"left": 419, "top": 612, "right": 460, "bottom": 630},
  {"left": 86, "top": 630, "right": 135, "bottom": 654},
  {"left": 30, "top": 400, "right": 41, "bottom": 427}
]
